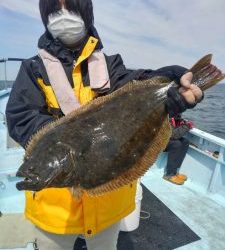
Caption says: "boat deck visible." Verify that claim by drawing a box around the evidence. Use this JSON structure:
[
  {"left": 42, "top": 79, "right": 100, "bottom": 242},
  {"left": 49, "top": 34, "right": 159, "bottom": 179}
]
[{"left": 142, "top": 168, "right": 225, "bottom": 250}]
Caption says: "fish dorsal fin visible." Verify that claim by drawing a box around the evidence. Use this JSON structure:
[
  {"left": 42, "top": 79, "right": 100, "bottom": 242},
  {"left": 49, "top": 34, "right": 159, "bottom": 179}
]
[{"left": 133, "top": 76, "right": 172, "bottom": 86}]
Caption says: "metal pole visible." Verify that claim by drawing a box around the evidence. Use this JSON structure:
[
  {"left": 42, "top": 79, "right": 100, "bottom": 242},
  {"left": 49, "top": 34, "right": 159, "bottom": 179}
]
[{"left": 4, "top": 60, "right": 7, "bottom": 90}]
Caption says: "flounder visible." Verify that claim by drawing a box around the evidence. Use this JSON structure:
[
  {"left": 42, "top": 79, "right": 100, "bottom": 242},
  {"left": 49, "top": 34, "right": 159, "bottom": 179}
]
[{"left": 16, "top": 54, "right": 225, "bottom": 196}]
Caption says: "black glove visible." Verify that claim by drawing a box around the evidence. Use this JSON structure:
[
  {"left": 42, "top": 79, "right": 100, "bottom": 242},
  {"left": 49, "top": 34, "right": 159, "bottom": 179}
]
[{"left": 165, "top": 87, "right": 201, "bottom": 117}]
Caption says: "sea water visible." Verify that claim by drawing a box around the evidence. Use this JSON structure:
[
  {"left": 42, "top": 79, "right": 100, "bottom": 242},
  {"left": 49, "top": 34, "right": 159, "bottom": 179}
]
[{"left": 184, "top": 83, "right": 225, "bottom": 139}]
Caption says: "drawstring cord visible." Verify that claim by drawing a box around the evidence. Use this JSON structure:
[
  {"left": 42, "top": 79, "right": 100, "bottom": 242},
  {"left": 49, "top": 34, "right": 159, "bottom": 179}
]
[{"left": 140, "top": 210, "right": 151, "bottom": 220}]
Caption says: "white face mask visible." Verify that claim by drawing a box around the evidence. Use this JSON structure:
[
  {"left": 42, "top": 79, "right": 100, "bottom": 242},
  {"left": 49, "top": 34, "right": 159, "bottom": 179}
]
[{"left": 47, "top": 8, "right": 87, "bottom": 46}]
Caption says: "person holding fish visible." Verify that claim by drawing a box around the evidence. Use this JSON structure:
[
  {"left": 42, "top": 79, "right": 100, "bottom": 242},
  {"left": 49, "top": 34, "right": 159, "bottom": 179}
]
[{"left": 6, "top": 0, "right": 218, "bottom": 249}]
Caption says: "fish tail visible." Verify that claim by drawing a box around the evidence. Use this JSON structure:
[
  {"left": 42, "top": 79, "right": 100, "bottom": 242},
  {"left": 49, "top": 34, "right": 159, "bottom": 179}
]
[{"left": 190, "top": 54, "right": 225, "bottom": 91}]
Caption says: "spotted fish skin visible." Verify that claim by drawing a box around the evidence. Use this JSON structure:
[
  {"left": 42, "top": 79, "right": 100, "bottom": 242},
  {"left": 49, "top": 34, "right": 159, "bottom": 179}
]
[
  {"left": 17, "top": 79, "right": 170, "bottom": 192},
  {"left": 16, "top": 54, "right": 225, "bottom": 195}
]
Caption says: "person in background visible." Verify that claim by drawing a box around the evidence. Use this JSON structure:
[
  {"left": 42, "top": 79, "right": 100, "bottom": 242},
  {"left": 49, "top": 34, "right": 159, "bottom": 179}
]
[
  {"left": 5, "top": 0, "right": 203, "bottom": 249},
  {"left": 163, "top": 114, "right": 194, "bottom": 185}
]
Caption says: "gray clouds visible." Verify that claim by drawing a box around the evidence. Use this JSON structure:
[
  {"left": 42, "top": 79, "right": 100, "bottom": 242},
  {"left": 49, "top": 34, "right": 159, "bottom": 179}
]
[{"left": 1, "top": 0, "right": 225, "bottom": 71}]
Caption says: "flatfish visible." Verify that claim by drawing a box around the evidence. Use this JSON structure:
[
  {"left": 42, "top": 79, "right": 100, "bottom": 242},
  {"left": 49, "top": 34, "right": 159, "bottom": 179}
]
[{"left": 16, "top": 54, "right": 225, "bottom": 196}]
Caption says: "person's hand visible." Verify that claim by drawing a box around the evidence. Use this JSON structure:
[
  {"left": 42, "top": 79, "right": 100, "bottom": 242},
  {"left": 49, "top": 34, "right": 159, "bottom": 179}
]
[
  {"left": 185, "top": 120, "right": 194, "bottom": 129},
  {"left": 179, "top": 72, "right": 203, "bottom": 104},
  {"left": 165, "top": 71, "right": 204, "bottom": 116}
]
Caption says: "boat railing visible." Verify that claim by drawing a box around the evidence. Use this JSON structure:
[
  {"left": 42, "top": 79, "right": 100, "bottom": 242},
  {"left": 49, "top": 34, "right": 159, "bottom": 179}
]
[
  {"left": 0, "top": 57, "right": 24, "bottom": 91},
  {"left": 153, "top": 127, "right": 225, "bottom": 204},
  {"left": 187, "top": 128, "right": 225, "bottom": 200},
  {"left": 0, "top": 58, "right": 24, "bottom": 150},
  {"left": 190, "top": 128, "right": 225, "bottom": 148},
  {"left": 188, "top": 128, "right": 225, "bottom": 166}
]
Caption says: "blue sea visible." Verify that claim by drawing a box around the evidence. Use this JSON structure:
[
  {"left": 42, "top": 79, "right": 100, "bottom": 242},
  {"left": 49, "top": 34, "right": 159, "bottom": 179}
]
[{"left": 184, "top": 83, "right": 225, "bottom": 140}]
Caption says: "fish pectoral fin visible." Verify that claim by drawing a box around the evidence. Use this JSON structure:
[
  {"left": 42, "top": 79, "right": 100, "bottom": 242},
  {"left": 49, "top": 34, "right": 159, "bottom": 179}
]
[
  {"left": 69, "top": 150, "right": 76, "bottom": 167},
  {"left": 56, "top": 141, "right": 76, "bottom": 169}
]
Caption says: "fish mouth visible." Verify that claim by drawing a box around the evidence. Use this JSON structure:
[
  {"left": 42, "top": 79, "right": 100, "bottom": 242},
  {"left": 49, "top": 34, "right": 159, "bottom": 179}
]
[
  {"left": 16, "top": 168, "right": 64, "bottom": 191},
  {"left": 16, "top": 171, "right": 42, "bottom": 191}
]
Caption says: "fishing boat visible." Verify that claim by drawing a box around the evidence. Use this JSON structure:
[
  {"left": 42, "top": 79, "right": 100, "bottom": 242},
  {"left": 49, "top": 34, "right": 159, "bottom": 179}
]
[{"left": 0, "top": 59, "right": 225, "bottom": 250}]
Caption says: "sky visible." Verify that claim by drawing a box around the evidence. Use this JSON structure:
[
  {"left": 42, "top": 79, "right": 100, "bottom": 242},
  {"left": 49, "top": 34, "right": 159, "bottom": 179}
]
[{"left": 0, "top": 0, "right": 225, "bottom": 80}]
